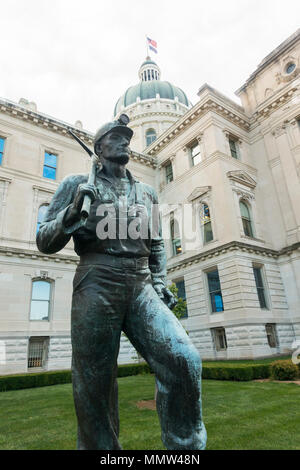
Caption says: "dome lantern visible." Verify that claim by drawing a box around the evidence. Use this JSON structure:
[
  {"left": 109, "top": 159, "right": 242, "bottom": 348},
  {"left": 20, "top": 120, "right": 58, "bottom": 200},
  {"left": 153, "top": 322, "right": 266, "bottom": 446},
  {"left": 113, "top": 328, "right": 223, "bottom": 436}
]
[{"left": 138, "top": 56, "right": 161, "bottom": 82}]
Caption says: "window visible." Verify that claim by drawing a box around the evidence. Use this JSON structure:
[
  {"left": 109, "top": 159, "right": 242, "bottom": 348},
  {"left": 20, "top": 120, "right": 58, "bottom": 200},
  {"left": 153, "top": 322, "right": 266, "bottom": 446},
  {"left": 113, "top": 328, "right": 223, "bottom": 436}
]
[
  {"left": 253, "top": 266, "right": 268, "bottom": 309},
  {"left": 240, "top": 201, "right": 254, "bottom": 237},
  {"left": 28, "top": 337, "right": 49, "bottom": 369},
  {"left": 43, "top": 151, "right": 57, "bottom": 179},
  {"left": 0, "top": 137, "right": 5, "bottom": 165},
  {"left": 30, "top": 280, "right": 51, "bottom": 321},
  {"left": 145, "top": 129, "right": 157, "bottom": 146},
  {"left": 207, "top": 269, "right": 224, "bottom": 312},
  {"left": 190, "top": 142, "right": 201, "bottom": 166},
  {"left": 229, "top": 138, "right": 239, "bottom": 159},
  {"left": 170, "top": 217, "right": 182, "bottom": 256},
  {"left": 37, "top": 204, "right": 49, "bottom": 233},
  {"left": 165, "top": 161, "right": 173, "bottom": 184},
  {"left": 212, "top": 327, "right": 227, "bottom": 351},
  {"left": 285, "top": 63, "right": 296, "bottom": 74},
  {"left": 175, "top": 279, "right": 188, "bottom": 318},
  {"left": 265, "top": 324, "right": 278, "bottom": 348},
  {"left": 201, "top": 204, "right": 213, "bottom": 243}
]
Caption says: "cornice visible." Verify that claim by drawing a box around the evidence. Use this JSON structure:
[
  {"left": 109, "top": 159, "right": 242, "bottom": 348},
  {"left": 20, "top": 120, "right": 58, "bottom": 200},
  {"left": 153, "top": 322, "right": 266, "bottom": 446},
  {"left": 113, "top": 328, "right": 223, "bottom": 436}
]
[
  {"left": 166, "top": 240, "right": 300, "bottom": 273},
  {"left": 129, "top": 110, "right": 185, "bottom": 123},
  {"left": 251, "top": 86, "right": 298, "bottom": 121},
  {"left": 0, "top": 245, "right": 79, "bottom": 264},
  {"left": 146, "top": 96, "right": 250, "bottom": 157},
  {"left": 0, "top": 98, "right": 94, "bottom": 145},
  {"left": 130, "top": 150, "right": 157, "bottom": 168}
]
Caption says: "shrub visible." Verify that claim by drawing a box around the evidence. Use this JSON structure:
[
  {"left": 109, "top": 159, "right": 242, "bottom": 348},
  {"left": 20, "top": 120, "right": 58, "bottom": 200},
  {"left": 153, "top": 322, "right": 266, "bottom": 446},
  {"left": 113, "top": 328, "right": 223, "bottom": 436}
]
[
  {"left": 0, "top": 370, "right": 72, "bottom": 392},
  {"left": 201, "top": 363, "right": 271, "bottom": 381},
  {"left": 0, "top": 363, "right": 153, "bottom": 392},
  {"left": 270, "top": 360, "right": 299, "bottom": 381}
]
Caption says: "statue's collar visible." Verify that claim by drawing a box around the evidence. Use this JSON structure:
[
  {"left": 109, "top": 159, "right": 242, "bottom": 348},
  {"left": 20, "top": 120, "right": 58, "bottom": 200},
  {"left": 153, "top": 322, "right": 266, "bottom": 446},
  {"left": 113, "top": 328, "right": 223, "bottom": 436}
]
[{"left": 96, "top": 167, "right": 139, "bottom": 185}]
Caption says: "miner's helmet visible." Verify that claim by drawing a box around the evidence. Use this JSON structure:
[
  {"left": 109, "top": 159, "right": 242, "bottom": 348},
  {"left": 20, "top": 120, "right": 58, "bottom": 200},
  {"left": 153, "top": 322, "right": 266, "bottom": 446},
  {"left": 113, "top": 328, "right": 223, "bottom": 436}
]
[{"left": 94, "top": 114, "right": 133, "bottom": 153}]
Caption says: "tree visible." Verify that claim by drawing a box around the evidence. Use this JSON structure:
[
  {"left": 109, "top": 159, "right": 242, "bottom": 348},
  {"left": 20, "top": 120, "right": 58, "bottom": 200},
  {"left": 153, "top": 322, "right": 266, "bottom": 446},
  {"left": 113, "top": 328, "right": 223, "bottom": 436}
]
[{"left": 168, "top": 283, "right": 187, "bottom": 320}]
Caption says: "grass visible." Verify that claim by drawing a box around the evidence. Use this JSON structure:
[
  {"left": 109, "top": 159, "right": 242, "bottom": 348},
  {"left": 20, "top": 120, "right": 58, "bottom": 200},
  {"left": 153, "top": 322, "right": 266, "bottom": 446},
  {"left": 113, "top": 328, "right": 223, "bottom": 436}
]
[{"left": 0, "top": 374, "right": 299, "bottom": 450}]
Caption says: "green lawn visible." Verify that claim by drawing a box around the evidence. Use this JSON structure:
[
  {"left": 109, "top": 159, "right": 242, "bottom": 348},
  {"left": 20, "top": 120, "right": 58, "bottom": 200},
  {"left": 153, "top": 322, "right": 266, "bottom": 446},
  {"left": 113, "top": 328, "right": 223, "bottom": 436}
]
[{"left": 0, "top": 374, "right": 299, "bottom": 450}]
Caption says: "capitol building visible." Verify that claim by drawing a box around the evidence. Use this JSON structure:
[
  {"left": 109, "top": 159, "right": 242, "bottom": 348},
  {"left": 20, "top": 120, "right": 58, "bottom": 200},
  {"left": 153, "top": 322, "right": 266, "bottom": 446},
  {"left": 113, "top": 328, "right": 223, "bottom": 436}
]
[{"left": 0, "top": 29, "right": 300, "bottom": 374}]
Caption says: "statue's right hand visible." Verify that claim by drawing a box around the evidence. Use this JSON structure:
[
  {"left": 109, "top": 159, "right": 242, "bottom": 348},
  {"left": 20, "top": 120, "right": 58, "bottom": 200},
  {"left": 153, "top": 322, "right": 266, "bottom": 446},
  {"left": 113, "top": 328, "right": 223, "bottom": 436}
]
[
  {"left": 65, "top": 183, "right": 98, "bottom": 226},
  {"left": 72, "top": 183, "right": 98, "bottom": 213}
]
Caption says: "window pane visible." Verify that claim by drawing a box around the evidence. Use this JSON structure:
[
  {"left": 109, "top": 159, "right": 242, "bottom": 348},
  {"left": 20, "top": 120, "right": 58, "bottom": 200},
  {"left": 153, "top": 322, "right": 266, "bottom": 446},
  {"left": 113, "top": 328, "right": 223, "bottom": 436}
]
[
  {"left": 204, "top": 222, "right": 213, "bottom": 243},
  {"left": 242, "top": 218, "right": 253, "bottom": 237},
  {"left": 43, "top": 166, "right": 56, "bottom": 179},
  {"left": 207, "top": 270, "right": 221, "bottom": 293},
  {"left": 0, "top": 138, "right": 5, "bottom": 152},
  {"left": 176, "top": 280, "right": 186, "bottom": 301},
  {"left": 240, "top": 201, "right": 250, "bottom": 218},
  {"left": 32, "top": 281, "right": 50, "bottom": 301},
  {"left": 210, "top": 293, "right": 224, "bottom": 312},
  {"left": 207, "top": 270, "right": 224, "bottom": 312},
  {"left": 191, "top": 143, "right": 200, "bottom": 157},
  {"left": 30, "top": 300, "right": 49, "bottom": 320},
  {"left": 44, "top": 152, "right": 57, "bottom": 168},
  {"left": 253, "top": 267, "right": 263, "bottom": 288},
  {"left": 38, "top": 205, "right": 49, "bottom": 223},
  {"left": 229, "top": 139, "right": 238, "bottom": 158},
  {"left": 165, "top": 163, "right": 173, "bottom": 183}
]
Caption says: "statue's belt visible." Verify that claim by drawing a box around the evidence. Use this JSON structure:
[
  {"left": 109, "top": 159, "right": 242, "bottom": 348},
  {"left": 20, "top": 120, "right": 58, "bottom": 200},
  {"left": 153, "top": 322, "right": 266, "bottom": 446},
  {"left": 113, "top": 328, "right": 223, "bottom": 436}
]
[{"left": 79, "top": 253, "right": 149, "bottom": 270}]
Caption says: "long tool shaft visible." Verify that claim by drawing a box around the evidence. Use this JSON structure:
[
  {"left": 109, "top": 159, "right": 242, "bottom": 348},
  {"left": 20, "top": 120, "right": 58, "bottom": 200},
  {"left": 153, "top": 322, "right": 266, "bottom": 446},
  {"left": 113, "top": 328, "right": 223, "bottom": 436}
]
[{"left": 67, "top": 129, "right": 100, "bottom": 220}]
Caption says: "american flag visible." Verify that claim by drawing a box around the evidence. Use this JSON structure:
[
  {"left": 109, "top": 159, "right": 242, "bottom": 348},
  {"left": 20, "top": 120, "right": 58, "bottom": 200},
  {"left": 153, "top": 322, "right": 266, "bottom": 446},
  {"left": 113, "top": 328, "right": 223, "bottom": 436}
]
[{"left": 147, "top": 37, "right": 157, "bottom": 54}]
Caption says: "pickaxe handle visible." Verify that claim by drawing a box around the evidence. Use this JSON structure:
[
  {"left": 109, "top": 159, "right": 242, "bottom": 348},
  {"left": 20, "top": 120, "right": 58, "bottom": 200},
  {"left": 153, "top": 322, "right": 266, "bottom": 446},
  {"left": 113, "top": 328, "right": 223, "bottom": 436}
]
[
  {"left": 81, "top": 155, "right": 98, "bottom": 219},
  {"left": 67, "top": 129, "right": 101, "bottom": 220}
]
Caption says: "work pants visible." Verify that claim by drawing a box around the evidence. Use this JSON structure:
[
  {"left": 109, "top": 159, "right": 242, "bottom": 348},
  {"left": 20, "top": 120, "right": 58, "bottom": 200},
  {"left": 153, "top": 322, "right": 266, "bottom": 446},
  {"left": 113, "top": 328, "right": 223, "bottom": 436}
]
[{"left": 71, "top": 261, "right": 207, "bottom": 450}]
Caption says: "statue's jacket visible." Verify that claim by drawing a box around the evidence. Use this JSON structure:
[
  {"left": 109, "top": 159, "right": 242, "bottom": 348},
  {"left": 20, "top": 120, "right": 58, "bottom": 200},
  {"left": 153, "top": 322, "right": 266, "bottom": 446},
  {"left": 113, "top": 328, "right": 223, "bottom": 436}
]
[{"left": 36, "top": 168, "right": 167, "bottom": 286}]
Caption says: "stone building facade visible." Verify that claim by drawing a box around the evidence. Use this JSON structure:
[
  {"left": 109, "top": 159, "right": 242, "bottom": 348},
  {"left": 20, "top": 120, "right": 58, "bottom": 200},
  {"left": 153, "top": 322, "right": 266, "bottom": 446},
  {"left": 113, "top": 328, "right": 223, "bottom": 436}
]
[{"left": 0, "top": 30, "right": 299, "bottom": 374}]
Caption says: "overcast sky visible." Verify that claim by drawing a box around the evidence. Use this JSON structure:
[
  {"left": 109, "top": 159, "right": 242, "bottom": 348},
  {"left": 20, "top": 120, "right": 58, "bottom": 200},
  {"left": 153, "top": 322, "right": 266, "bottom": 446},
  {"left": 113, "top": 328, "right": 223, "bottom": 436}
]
[{"left": 0, "top": 0, "right": 299, "bottom": 133}]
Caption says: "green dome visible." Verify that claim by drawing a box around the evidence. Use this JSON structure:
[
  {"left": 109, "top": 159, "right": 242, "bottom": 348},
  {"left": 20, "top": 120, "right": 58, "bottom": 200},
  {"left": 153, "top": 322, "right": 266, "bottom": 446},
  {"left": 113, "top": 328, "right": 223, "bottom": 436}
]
[{"left": 114, "top": 80, "right": 190, "bottom": 116}]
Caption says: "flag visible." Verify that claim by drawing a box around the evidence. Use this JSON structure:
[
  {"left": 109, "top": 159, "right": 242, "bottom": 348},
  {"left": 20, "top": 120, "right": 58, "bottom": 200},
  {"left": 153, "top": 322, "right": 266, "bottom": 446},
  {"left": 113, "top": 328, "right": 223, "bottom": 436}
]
[{"left": 147, "top": 37, "right": 157, "bottom": 54}]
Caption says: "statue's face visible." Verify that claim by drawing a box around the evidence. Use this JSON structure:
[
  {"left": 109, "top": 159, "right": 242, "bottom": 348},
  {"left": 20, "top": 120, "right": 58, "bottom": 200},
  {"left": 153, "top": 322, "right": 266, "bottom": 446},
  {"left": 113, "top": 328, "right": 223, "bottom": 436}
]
[{"left": 98, "top": 131, "right": 131, "bottom": 165}]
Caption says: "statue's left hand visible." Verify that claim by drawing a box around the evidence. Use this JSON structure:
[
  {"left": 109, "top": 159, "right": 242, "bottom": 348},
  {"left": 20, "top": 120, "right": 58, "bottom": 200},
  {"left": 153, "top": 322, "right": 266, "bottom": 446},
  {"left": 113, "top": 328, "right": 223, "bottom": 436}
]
[{"left": 153, "top": 284, "right": 177, "bottom": 310}]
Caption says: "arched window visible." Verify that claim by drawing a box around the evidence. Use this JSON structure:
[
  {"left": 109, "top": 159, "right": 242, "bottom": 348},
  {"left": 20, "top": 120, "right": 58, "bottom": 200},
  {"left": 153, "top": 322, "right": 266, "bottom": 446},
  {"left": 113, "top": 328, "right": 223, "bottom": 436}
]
[
  {"left": 201, "top": 204, "right": 213, "bottom": 244},
  {"left": 37, "top": 204, "right": 49, "bottom": 233},
  {"left": 170, "top": 217, "right": 182, "bottom": 256},
  {"left": 30, "top": 280, "right": 52, "bottom": 321},
  {"left": 146, "top": 129, "right": 157, "bottom": 147},
  {"left": 240, "top": 200, "right": 254, "bottom": 237}
]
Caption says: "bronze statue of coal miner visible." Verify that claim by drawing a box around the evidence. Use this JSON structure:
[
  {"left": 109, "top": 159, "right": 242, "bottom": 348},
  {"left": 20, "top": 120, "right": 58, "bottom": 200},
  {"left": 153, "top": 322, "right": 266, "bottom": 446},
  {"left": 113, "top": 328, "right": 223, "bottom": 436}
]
[{"left": 37, "top": 114, "right": 206, "bottom": 450}]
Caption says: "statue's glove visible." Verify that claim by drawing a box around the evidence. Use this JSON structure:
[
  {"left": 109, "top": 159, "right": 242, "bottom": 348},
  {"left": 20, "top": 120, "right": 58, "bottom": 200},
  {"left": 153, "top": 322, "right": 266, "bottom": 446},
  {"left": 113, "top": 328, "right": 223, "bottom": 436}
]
[
  {"left": 65, "top": 183, "right": 98, "bottom": 226},
  {"left": 153, "top": 283, "right": 177, "bottom": 310}
]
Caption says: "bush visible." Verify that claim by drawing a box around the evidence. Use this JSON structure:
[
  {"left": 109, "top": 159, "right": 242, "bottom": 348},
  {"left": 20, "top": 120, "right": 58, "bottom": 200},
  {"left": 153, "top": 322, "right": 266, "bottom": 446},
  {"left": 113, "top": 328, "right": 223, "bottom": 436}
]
[
  {"left": 0, "top": 363, "right": 153, "bottom": 392},
  {"left": 0, "top": 370, "right": 72, "bottom": 392},
  {"left": 270, "top": 360, "right": 299, "bottom": 381},
  {"left": 202, "top": 363, "right": 271, "bottom": 381},
  {"left": 117, "top": 363, "right": 152, "bottom": 377}
]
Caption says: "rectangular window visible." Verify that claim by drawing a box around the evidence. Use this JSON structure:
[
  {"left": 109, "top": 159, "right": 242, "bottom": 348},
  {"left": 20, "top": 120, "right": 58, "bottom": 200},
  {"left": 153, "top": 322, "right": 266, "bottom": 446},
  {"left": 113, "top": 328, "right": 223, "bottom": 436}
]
[
  {"left": 165, "top": 161, "right": 173, "bottom": 184},
  {"left": 253, "top": 266, "right": 267, "bottom": 309},
  {"left": 201, "top": 204, "right": 214, "bottom": 244},
  {"left": 207, "top": 269, "right": 224, "bottom": 312},
  {"left": 212, "top": 327, "right": 227, "bottom": 351},
  {"left": 43, "top": 151, "right": 57, "bottom": 179},
  {"left": 30, "top": 280, "right": 51, "bottom": 321},
  {"left": 265, "top": 324, "right": 278, "bottom": 348},
  {"left": 28, "top": 337, "right": 49, "bottom": 369},
  {"left": 175, "top": 279, "right": 188, "bottom": 318},
  {"left": 229, "top": 138, "right": 238, "bottom": 159},
  {"left": 0, "top": 137, "right": 5, "bottom": 165},
  {"left": 191, "top": 142, "right": 201, "bottom": 166}
]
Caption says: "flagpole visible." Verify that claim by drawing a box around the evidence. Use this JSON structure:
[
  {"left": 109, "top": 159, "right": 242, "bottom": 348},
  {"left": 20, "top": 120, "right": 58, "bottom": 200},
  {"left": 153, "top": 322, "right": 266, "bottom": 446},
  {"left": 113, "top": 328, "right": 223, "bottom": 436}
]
[{"left": 145, "top": 34, "right": 149, "bottom": 57}]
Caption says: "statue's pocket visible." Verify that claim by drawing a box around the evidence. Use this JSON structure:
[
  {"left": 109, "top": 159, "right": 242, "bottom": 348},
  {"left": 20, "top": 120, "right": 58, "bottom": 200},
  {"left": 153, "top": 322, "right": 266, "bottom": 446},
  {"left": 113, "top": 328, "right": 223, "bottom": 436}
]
[{"left": 73, "top": 266, "right": 94, "bottom": 292}]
